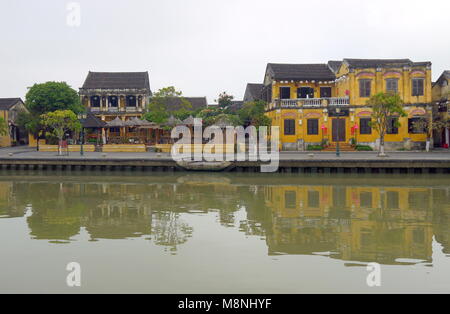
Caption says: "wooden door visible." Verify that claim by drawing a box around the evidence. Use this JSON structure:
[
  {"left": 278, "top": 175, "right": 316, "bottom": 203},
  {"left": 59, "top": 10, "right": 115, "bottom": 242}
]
[{"left": 332, "top": 119, "right": 346, "bottom": 142}]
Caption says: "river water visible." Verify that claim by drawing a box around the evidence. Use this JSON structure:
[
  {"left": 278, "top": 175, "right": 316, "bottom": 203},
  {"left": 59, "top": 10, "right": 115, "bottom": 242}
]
[{"left": 0, "top": 171, "right": 449, "bottom": 293}]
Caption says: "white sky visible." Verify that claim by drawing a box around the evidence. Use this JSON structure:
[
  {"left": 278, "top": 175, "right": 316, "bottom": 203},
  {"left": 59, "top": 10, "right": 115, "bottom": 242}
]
[{"left": 0, "top": 0, "right": 449, "bottom": 103}]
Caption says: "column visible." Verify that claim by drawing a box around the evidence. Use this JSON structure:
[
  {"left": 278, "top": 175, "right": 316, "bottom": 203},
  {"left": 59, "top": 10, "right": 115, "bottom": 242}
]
[
  {"left": 104, "top": 95, "right": 109, "bottom": 111},
  {"left": 446, "top": 128, "right": 449, "bottom": 146}
]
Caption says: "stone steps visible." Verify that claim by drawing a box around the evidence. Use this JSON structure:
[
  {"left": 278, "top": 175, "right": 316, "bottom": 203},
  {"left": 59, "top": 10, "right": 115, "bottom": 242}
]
[{"left": 323, "top": 144, "right": 356, "bottom": 152}]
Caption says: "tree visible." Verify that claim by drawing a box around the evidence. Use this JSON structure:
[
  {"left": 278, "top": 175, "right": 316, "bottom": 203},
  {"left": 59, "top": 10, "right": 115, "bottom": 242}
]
[
  {"left": 145, "top": 86, "right": 192, "bottom": 123},
  {"left": 216, "top": 92, "right": 234, "bottom": 108},
  {"left": 143, "top": 110, "right": 169, "bottom": 124},
  {"left": 412, "top": 114, "right": 450, "bottom": 151},
  {"left": 25, "top": 82, "right": 83, "bottom": 115},
  {"left": 40, "top": 110, "right": 81, "bottom": 155},
  {"left": 16, "top": 112, "right": 43, "bottom": 151},
  {"left": 367, "top": 92, "right": 406, "bottom": 157},
  {"left": 0, "top": 117, "right": 8, "bottom": 137},
  {"left": 237, "top": 100, "right": 271, "bottom": 128},
  {"left": 197, "top": 107, "right": 224, "bottom": 126}
]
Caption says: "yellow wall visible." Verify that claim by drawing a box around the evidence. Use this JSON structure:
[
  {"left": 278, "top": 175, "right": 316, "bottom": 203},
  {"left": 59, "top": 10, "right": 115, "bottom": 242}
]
[
  {"left": 336, "top": 65, "right": 432, "bottom": 105},
  {"left": 0, "top": 110, "right": 10, "bottom": 147},
  {"left": 266, "top": 62, "right": 432, "bottom": 150},
  {"left": 265, "top": 185, "right": 434, "bottom": 261}
]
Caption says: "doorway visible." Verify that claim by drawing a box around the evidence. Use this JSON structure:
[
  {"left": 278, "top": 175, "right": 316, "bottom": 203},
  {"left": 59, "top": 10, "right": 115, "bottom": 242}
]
[{"left": 332, "top": 119, "right": 346, "bottom": 142}]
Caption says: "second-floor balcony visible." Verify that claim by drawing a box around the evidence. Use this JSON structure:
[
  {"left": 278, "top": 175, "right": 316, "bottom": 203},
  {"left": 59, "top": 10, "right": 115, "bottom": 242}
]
[
  {"left": 88, "top": 106, "right": 144, "bottom": 114},
  {"left": 273, "top": 97, "right": 350, "bottom": 109}
]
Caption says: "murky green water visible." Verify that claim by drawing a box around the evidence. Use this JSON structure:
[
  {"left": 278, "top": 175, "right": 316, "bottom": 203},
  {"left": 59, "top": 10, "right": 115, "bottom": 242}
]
[{"left": 0, "top": 171, "right": 449, "bottom": 293}]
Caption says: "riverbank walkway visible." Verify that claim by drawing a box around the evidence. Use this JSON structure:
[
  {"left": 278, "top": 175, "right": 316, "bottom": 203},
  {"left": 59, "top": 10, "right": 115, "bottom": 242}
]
[
  {"left": 0, "top": 146, "right": 449, "bottom": 174},
  {"left": 0, "top": 146, "right": 449, "bottom": 161}
]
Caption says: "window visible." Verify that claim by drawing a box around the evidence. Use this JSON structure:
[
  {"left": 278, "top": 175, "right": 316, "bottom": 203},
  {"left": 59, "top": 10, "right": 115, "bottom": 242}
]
[
  {"left": 359, "top": 80, "right": 372, "bottom": 97},
  {"left": 387, "top": 117, "right": 399, "bottom": 134},
  {"left": 360, "top": 192, "right": 373, "bottom": 208},
  {"left": 280, "top": 87, "right": 291, "bottom": 99},
  {"left": 285, "top": 191, "right": 297, "bottom": 209},
  {"left": 413, "top": 229, "right": 425, "bottom": 244},
  {"left": 108, "top": 96, "right": 119, "bottom": 107},
  {"left": 109, "top": 127, "right": 120, "bottom": 133},
  {"left": 284, "top": 119, "right": 296, "bottom": 135},
  {"left": 412, "top": 78, "right": 424, "bottom": 96},
  {"left": 386, "top": 191, "right": 399, "bottom": 209},
  {"left": 90, "top": 96, "right": 101, "bottom": 107},
  {"left": 308, "top": 191, "right": 320, "bottom": 208},
  {"left": 408, "top": 117, "right": 427, "bottom": 134},
  {"left": 298, "top": 87, "right": 315, "bottom": 99},
  {"left": 360, "top": 118, "right": 372, "bottom": 135},
  {"left": 386, "top": 79, "right": 398, "bottom": 94},
  {"left": 126, "top": 95, "right": 137, "bottom": 107},
  {"left": 307, "top": 119, "right": 319, "bottom": 135},
  {"left": 408, "top": 191, "right": 429, "bottom": 210},
  {"left": 320, "top": 87, "right": 332, "bottom": 98}
]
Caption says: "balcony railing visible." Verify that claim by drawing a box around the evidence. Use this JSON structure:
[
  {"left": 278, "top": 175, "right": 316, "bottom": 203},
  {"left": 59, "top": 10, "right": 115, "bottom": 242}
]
[
  {"left": 274, "top": 97, "right": 350, "bottom": 109},
  {"left": 88, "top": 107, "right": 143, "bottom": 113}
]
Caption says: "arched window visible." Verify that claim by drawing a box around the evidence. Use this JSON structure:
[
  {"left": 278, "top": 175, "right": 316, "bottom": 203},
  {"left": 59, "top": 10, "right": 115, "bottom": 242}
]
[
  {"left": 126, "top": 95, "right": 137, "bottom": 107},
  {"left": 90, "top": 96, "right": 101, "bottom": 107}
]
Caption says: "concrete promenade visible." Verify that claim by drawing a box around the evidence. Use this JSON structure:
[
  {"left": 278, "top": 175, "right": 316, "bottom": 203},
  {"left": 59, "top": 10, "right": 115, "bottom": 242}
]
[
  {"left": 0, "top": 146, "right": 449, "bottom": 173},
  {"left": 0, "top": 146, "right": 449, "bottom": 161}
]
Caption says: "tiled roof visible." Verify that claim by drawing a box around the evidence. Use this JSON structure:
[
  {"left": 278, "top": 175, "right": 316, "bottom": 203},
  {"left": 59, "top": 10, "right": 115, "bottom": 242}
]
[
  {"left": 244, "top": 83, "right": 264, "bottom": 102},
  {"left": 0, "top": 98, "right": 23, "bottom": 111},
  {"left": 82, "top": 113, "right": 106, "bottom": 128},
  {"left": 160, "top": 97, "right": 208, "bottom": 111},
  {"left": 433, "top": 70, "right": 450, "bottom": 88},
  {"left": 267, "top": 63, "right": 336, "bottom": 81},
  {"left": 327, "top": 61, "right": 343, "bottom": 74},
  {"left": 343, "top": 58, "right": 431, "bottom": 69},
  {"left": 81, "top": 72, "right": 151, "bottom": 90}
]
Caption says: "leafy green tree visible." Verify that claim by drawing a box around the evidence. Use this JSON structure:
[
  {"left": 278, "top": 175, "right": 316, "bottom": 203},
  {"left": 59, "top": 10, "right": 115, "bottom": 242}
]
[
  {"left": 0, "top": 117, "right": 8, "bottom": 136},
  {"left": 25, "top": 82, "right": 82, "bottom": 115},
  {"left": 143, "top": 110, "right": 169, "bottom": 124},
  {"left": 237, "top": 101, "right": 271, "bottom": 128},
  {"left": 40, "top": 110, "right": 81, "bottom": 155},
  {"left": 197, "top": 107, "right": 224, "bottom": 126},
  {"left": 145, "top": 86, "right": 192, "bottom": 123},
  {"left": 17, "top": 112, "right": 44, "bottom": 151},
  {"left": 216, "top": 92, "right": 234, "bottom": 108},
  {"left": 367, "top": 93, "right": 406, "bottom": 157}
]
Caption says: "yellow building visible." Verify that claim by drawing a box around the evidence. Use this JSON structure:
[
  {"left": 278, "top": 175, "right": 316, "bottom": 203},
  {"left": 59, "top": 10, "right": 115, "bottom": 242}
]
[
  {"left": 0, "top": 98, "right": 28, "bottom": 147},
  {"left": 264, "top": 185, "right": 434, "bottom": 263},
  {"left": 432, "top": 71, "right": 449, "bottom": 147},
  {"left": 263, "top": 59, "right": 433, "bottom": 151}
]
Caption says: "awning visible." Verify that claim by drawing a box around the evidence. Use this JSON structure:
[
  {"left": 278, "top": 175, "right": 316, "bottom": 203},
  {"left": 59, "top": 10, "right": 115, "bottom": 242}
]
[
  {"left": 105, "top": 117, "right": 126, "bottom": 128},
  {"left": 82, "top": 113, "right": 107, "bottom": 128}
]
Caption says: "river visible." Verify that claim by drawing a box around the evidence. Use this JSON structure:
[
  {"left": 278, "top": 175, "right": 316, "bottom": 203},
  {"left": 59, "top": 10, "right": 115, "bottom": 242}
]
[{"left": 0, "top": 171, "right": 449, "bottom": 293}]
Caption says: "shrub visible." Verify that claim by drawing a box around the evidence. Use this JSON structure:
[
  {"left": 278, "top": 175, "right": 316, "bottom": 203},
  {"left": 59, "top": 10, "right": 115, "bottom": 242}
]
[
  {"left": 307, "top": 145, "right": 323, "bottom": 151},
  {"left": 356, "top": 145, "right": 373, "bottom": 151}
]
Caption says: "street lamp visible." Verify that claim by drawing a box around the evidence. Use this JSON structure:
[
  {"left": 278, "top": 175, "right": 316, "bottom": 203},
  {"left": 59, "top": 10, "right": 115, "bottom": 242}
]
[
  {"left": 336, "top": 108, "right": 341, "bottom": 157},
  {"left": 77, "top": 113, "right": 87, "bottom": 156}
]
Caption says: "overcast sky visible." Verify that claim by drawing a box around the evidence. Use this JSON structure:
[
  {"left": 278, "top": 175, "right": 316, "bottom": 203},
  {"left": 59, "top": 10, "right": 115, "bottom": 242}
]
[{"left": 0, "top": 0, "right": 449, "bottom": 103}]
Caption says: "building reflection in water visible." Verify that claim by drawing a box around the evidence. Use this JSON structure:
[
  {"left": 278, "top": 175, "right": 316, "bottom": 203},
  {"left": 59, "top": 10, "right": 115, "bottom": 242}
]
[{"left": 0, "top": 174, "right": 449, "bottom": 265}]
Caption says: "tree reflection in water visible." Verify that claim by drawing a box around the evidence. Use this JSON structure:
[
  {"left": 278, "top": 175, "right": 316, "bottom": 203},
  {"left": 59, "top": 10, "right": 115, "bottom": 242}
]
[{"left": 0, "top": 173, "right": 449, "bottom": 265}]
